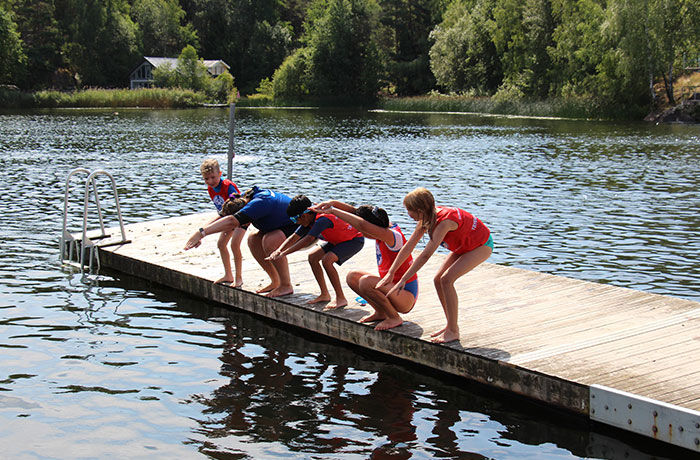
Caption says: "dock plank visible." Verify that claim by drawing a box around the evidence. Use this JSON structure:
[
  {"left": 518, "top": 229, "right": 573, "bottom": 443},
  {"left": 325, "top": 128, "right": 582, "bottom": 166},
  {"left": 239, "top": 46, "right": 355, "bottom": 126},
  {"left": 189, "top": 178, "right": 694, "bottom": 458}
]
[{"left": 90, "top": 212, "right": 700, "bottom": 449}]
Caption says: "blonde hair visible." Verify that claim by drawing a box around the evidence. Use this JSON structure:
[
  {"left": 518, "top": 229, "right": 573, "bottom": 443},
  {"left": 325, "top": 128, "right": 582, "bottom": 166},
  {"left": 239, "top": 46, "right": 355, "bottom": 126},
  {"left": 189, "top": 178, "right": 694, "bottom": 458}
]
[
  {"left": 200, "top": 158, "right": 220, "bottom": 176},
  {"left": 403, "top": 187, "right": 436, "bottom": 232}
]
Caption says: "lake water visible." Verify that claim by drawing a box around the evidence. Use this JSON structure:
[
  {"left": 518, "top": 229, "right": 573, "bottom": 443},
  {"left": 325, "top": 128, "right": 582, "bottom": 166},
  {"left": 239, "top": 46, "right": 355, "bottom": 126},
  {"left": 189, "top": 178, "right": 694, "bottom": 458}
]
[{"left": 0, "top": 108, "right": 698, "bottom": 458}]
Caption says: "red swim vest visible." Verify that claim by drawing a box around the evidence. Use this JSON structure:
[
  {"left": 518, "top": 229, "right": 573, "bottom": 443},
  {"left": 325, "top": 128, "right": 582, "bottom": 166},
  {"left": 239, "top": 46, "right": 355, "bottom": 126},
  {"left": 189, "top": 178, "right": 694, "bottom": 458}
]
[
  {"left": 433, "top": 206, "right": 490, "bottom": 254},
  {"left": 376, "top": 223, "right": 417, "bottom": 284},
  {"left": 207, "top": 179, "right": 240, "bottom": 211},
  {"left": 317, "top": 213, "right": 363, "bottom": 244}
]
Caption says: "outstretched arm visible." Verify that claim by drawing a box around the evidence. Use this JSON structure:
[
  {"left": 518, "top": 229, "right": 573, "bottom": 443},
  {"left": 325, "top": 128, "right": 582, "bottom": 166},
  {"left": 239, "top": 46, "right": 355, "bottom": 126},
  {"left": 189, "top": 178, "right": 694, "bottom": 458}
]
[
  {"left": 185, "top": 215, "right": 241, "bottom": 250},
  {"left": 267, "top": 233, "right": 315, "bottom": 260},
  {"left": 313, "top": 200, "right": 356, "bottom": 213},
  {"left": 384, "top": 219, "right": 456, "bottom": 296},
  {"left": 375, "top": 221, "right": 425, "bottom": 290},
  {"left": 314, "top": 204, "right": 393, "bottom": 243}
]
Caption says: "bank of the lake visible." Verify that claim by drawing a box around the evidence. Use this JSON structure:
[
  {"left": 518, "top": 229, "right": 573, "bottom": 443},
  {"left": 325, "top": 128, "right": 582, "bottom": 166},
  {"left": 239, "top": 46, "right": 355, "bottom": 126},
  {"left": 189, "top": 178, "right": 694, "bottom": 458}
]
[
  {"left": 0, "top": 87, "right": 207, "bottom": 109},
  {"left": 6, "top": 86, "right": 694, "bottom": 121}
]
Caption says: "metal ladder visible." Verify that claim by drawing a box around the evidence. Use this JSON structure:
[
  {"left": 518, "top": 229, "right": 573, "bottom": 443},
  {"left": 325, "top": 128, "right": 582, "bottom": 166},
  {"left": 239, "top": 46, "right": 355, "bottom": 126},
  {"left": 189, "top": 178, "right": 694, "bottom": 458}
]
[{"left": 60, "top": 168, "right": 129, "bottom": 273}]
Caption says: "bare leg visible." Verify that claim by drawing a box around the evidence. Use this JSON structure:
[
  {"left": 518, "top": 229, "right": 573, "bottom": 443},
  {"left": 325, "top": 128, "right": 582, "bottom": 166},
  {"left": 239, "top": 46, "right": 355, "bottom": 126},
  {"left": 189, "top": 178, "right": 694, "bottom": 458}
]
[
  {"left": 262, "top": 230, "right": 293, "bottom": 297},
  {"left": 307, "top": 247, "right": 330, "bottom": 304},
  {"left": 359, "top": 274, "right": 415, "bottom": 330},
  {"left": 247, "top": 230, "right": 279, "bottom": 293},
  {"left": 321, "top": 252, "right": 347, "bottom": 310},
  {"left": 230, "top": 227, "right": 245, "bottom": 287},
  {"left": 347, "top": 270, "right": 384, "bottom": 322},
  {"left": 215, "top": 231, "right": 235, "bottom": 284},
  {"left": 431, "top": 245, "right": 492, "bottom": 343}
]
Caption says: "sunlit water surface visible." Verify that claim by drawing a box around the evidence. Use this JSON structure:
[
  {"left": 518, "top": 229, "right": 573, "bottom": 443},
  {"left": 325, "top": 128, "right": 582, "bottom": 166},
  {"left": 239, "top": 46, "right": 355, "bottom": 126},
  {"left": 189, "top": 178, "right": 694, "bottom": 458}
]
[{"left": 0, "top": 108, "right": 698, "bottom": 459}]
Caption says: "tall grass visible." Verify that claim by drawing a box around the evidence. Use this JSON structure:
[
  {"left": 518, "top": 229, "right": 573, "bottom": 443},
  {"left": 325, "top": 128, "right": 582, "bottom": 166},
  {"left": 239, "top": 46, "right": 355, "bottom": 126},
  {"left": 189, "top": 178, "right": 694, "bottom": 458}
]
[
  {"left": 0, "top": 87, "right": 207, "bottom": 109},
  {"left": 376, "top": 94, "right": 642, "bottom": 120}
]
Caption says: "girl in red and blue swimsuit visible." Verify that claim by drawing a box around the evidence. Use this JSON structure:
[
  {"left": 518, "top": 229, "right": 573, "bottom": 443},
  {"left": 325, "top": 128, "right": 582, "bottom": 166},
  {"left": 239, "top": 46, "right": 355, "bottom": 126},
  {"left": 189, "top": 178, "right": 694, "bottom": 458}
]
[
  {"left": 312, "top": 201, "right": 418, "bottom": 331},
  {"left": 378, "top": 187, "right": 493, "bottom": 343}
]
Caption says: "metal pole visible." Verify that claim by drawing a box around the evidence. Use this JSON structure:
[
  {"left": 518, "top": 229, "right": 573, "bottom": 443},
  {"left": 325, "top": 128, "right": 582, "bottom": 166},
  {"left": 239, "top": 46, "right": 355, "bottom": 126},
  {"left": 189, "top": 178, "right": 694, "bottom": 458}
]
[{"left": 227, "top": 102, "right": 235, "bottom": 179}]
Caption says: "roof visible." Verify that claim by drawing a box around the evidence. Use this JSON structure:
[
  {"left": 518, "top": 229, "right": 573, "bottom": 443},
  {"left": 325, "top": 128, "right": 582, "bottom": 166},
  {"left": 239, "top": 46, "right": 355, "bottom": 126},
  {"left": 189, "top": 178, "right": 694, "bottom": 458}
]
[{"left": 143, "top": 56, "right": 230, "bottom": 70}]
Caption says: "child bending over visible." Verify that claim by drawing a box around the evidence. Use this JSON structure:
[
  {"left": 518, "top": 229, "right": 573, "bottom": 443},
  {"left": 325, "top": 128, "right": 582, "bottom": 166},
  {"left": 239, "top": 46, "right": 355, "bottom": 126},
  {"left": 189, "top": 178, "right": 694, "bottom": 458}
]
[
  {"left": 377, "top": 187, "right": 493, "bottom": 343},
  {"left": 268, "top": 195, "right": 364, "bottom": 310},
  {"left": 312, "top": 201, "right": 418, "bottom": 331}
]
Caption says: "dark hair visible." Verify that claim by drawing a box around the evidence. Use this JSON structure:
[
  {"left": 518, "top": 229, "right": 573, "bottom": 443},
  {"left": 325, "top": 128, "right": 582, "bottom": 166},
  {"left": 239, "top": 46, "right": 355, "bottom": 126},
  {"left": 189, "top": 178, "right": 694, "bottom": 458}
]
[
  {"left": 356, "top": 205, "right": 389, "bottom": 228},
  {"left": 287, "top": 194, "right": 312, "bottom": 217},
  {"left": 222, "top": 197, "right": 247, "bottom": 216}
]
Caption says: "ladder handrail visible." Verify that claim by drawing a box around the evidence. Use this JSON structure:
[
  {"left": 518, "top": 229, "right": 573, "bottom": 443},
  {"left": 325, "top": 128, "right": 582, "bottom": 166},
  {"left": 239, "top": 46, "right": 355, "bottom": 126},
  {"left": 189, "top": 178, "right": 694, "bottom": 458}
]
[
  {"left": 79, "top": 169, "right": 127, "bottom": 270},
  {"left": 61, "top": 168, "right": 100, "bottom": 261}
]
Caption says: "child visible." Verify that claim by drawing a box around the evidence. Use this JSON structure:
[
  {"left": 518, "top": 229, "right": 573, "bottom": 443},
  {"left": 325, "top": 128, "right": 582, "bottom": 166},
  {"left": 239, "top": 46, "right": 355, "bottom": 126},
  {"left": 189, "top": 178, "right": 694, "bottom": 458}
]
[
  {"left": 199, "top": 158, "right": 245, "bottom": 287},
  {"left": 377, "top": 187, "right": 493, "bottom": 343},
  {"left": 185, "top": 186, "right": 297, "bottom": 297},
  {"left": 312, "top": 201, "right": 418, "bottom": 331},
  {"left": 268, "top": 195, "right": 364, "bottom": 310}
]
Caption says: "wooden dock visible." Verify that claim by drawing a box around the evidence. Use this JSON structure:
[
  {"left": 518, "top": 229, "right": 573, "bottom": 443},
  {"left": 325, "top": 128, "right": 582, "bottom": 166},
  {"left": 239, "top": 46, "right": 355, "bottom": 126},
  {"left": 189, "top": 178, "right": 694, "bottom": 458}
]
[{"left": 88, "top": 212, "right": 700, "bottom": 452}]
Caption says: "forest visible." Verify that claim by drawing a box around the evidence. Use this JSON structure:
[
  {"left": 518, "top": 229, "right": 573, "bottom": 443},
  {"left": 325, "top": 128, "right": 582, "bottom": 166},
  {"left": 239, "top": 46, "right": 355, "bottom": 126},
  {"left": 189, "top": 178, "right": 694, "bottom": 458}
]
[{"left": 1, "top": 0, "right": 699, "bottom": 116}]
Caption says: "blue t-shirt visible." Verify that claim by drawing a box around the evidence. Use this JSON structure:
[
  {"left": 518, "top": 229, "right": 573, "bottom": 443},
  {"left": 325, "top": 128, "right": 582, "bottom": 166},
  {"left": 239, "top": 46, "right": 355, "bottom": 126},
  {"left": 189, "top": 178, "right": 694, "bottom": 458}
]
[
  {"left": 295, "top": 216, "right": 333, "bottom": 240},
  {"left": 234, "top": 187, "right": 293, "bottom": 233}
]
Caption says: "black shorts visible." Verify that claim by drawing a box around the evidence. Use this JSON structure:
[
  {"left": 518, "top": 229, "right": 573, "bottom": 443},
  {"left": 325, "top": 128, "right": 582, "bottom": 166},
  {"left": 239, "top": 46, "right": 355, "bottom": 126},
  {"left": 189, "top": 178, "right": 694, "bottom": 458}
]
[
  {"left": 321, "top": 236, "right": 364, "bottom": 265},
  {"left": 259, "top": 222, "right": 297, "bottom": 238}
]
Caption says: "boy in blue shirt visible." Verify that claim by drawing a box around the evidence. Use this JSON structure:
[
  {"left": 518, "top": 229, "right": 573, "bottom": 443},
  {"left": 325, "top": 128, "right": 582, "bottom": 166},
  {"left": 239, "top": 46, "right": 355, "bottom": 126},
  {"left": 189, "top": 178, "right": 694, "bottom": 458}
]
[{"left": 200, "top": 158, "right": 245, "bottom": 286}]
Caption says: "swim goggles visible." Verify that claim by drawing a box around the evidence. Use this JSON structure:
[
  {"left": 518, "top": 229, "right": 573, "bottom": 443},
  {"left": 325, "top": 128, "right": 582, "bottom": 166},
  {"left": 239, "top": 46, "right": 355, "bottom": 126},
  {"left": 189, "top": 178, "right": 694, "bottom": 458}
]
[{"left": 290, "top": 209, "right": 311, "bottom": 224}]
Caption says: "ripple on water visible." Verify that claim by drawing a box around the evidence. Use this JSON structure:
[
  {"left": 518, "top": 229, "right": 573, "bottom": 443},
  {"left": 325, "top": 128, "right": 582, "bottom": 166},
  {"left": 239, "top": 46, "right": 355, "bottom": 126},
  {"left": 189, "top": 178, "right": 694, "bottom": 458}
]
[{"left": 0, "top": 109, "right": 695, "bottom": 459}]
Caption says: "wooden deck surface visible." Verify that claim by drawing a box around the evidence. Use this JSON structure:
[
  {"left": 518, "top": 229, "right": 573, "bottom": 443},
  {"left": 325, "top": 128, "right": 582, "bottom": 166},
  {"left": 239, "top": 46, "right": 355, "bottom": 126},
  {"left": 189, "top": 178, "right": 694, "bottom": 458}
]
[{"left": 91, "top": 212, "right": 700, "bottom": 424}]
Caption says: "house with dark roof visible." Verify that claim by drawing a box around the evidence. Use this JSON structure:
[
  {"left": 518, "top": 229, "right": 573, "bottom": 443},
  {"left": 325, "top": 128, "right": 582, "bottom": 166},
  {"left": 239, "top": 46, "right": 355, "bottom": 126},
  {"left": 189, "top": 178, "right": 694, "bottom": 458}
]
[{"left": 129, "top": 57, "right": 230, "bottom": 89}]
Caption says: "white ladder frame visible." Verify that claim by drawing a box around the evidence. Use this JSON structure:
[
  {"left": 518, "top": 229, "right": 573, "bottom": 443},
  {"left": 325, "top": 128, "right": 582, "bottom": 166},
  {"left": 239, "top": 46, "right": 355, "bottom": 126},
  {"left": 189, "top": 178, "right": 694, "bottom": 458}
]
[{"left": 60, "top": 168, "right": 128, "bottom": 272}]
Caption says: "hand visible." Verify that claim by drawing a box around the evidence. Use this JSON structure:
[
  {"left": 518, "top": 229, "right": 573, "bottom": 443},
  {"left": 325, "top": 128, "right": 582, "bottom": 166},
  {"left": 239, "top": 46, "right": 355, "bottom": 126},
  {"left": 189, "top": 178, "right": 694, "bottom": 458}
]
[
  {"left": 266, "top": 249, "right": 282, "bottom": 261},
  {"left": 375, "top": 273, "right": 393, "bottom": 291},
  {"left": 386, "top": 281, "right": 404, "bottom": 298},
  {"left": 184, "top": 232, "right": 202, "bottom": 250},
  {"left": 310, "top": 201, "right": 331, "bottom": 213}
]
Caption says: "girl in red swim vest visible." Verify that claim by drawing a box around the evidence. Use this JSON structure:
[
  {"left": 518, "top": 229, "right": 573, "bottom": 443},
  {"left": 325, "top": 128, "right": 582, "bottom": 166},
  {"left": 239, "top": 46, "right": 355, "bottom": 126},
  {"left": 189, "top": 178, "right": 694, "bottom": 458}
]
[
  {"left": 377, "top": 187, "right": 493, "bottom": 344},
  {"left": 268, "top": 195, "right": 364, "bottom": 310},
  {"left": 311, "top": 201, "right": 418, "bottom": 331}
]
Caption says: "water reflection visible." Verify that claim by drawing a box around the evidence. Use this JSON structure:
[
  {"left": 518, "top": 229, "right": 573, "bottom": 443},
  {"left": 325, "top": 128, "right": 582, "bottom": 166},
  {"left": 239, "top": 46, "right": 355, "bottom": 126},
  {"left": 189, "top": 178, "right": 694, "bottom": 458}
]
[{"left": 170, "top": 290, "right": 674, "bottom": 460}]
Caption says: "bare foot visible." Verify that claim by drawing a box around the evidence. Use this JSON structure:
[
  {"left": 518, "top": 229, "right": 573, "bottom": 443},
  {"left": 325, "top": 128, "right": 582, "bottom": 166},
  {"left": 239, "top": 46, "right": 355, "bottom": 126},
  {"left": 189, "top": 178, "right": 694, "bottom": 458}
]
[
  {"left": 360, "top": 312, "right": 386, "bottom": 323},
  {"left": 234, "top": 278, "right": 243, "bottom": 288},
  {"left": 375, "top": 317, "right": 403, "bottom": 331},
  {"left": 256, "top": 283, "right": 276, "bottom": 294},
  {"left": 323, "top": 298, "right": 348, "bottom": 311},
  {"left": 430, "top": 329, "right": 460, "bottom": 343},
  {"left": 214, "top": 276, "right": 235, "bottom": 284},
  {"left": 307, "top": 294, "right": 331, "bottom": 304},
  {"left": 266, "top": 286, "right": 293, "bottom": 297},
  {"left": 430, "top": 326, "right": 446, "bottom": 338}
]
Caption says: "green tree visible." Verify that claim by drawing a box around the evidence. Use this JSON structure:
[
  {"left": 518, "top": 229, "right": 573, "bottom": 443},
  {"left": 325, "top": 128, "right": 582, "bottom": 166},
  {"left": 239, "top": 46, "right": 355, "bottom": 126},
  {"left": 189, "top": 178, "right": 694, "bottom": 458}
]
[
  {"left": 490, "top": 0, "right": 555, "bottom": 98},
  {"left": 132, "top": 0, "right": 199, "bottom": 56},
  {"left": 378, "top": 0, "right": 449, "bottom": 95},
  {"left": 55, "top": 0, "right": 140, "bottom": 87},
  {"left": 188, "top": 0, "right": 292, "bottom": 93},
  {"left": 271, "top": 47, "right": 309, "bottom": 99},
  {"left": 305, "top": 0, "right": 384, "bottom": 100},
  {"left": 11, "top": 0, "right": 63, "bottom": 89},
  {"left": 429, "top": 0, "right": 502, "bottom": 94},
  {"left": 549, "top": 0, "right": 606, "bottom": 99},
  {"left": 176, "top": 44, "right": 209, "bottom": 92},
  {"left": 0, "top": 5, "right": 26, "bottom": 85}
]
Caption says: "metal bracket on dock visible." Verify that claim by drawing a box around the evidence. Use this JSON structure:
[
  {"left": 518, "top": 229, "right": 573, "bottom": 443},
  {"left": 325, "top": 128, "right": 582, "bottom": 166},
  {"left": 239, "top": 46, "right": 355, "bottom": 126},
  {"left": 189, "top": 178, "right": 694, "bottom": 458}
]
[
  {"left": 590, "top": 384, "right": 700, "bottom": 451},
  {"left": 60, "top": 168, "right": 130, "bottom": 274}
]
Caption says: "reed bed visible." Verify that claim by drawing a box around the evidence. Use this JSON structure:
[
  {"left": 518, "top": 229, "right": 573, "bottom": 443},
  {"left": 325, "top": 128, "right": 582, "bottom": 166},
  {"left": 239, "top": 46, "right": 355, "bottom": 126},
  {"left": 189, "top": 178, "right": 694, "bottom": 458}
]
[
  {"left": 1, "top": 88, "right": 207, "bottom": 109},
  {"left": 376, "top": 94, "right": 635, "bottom": 120}
]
